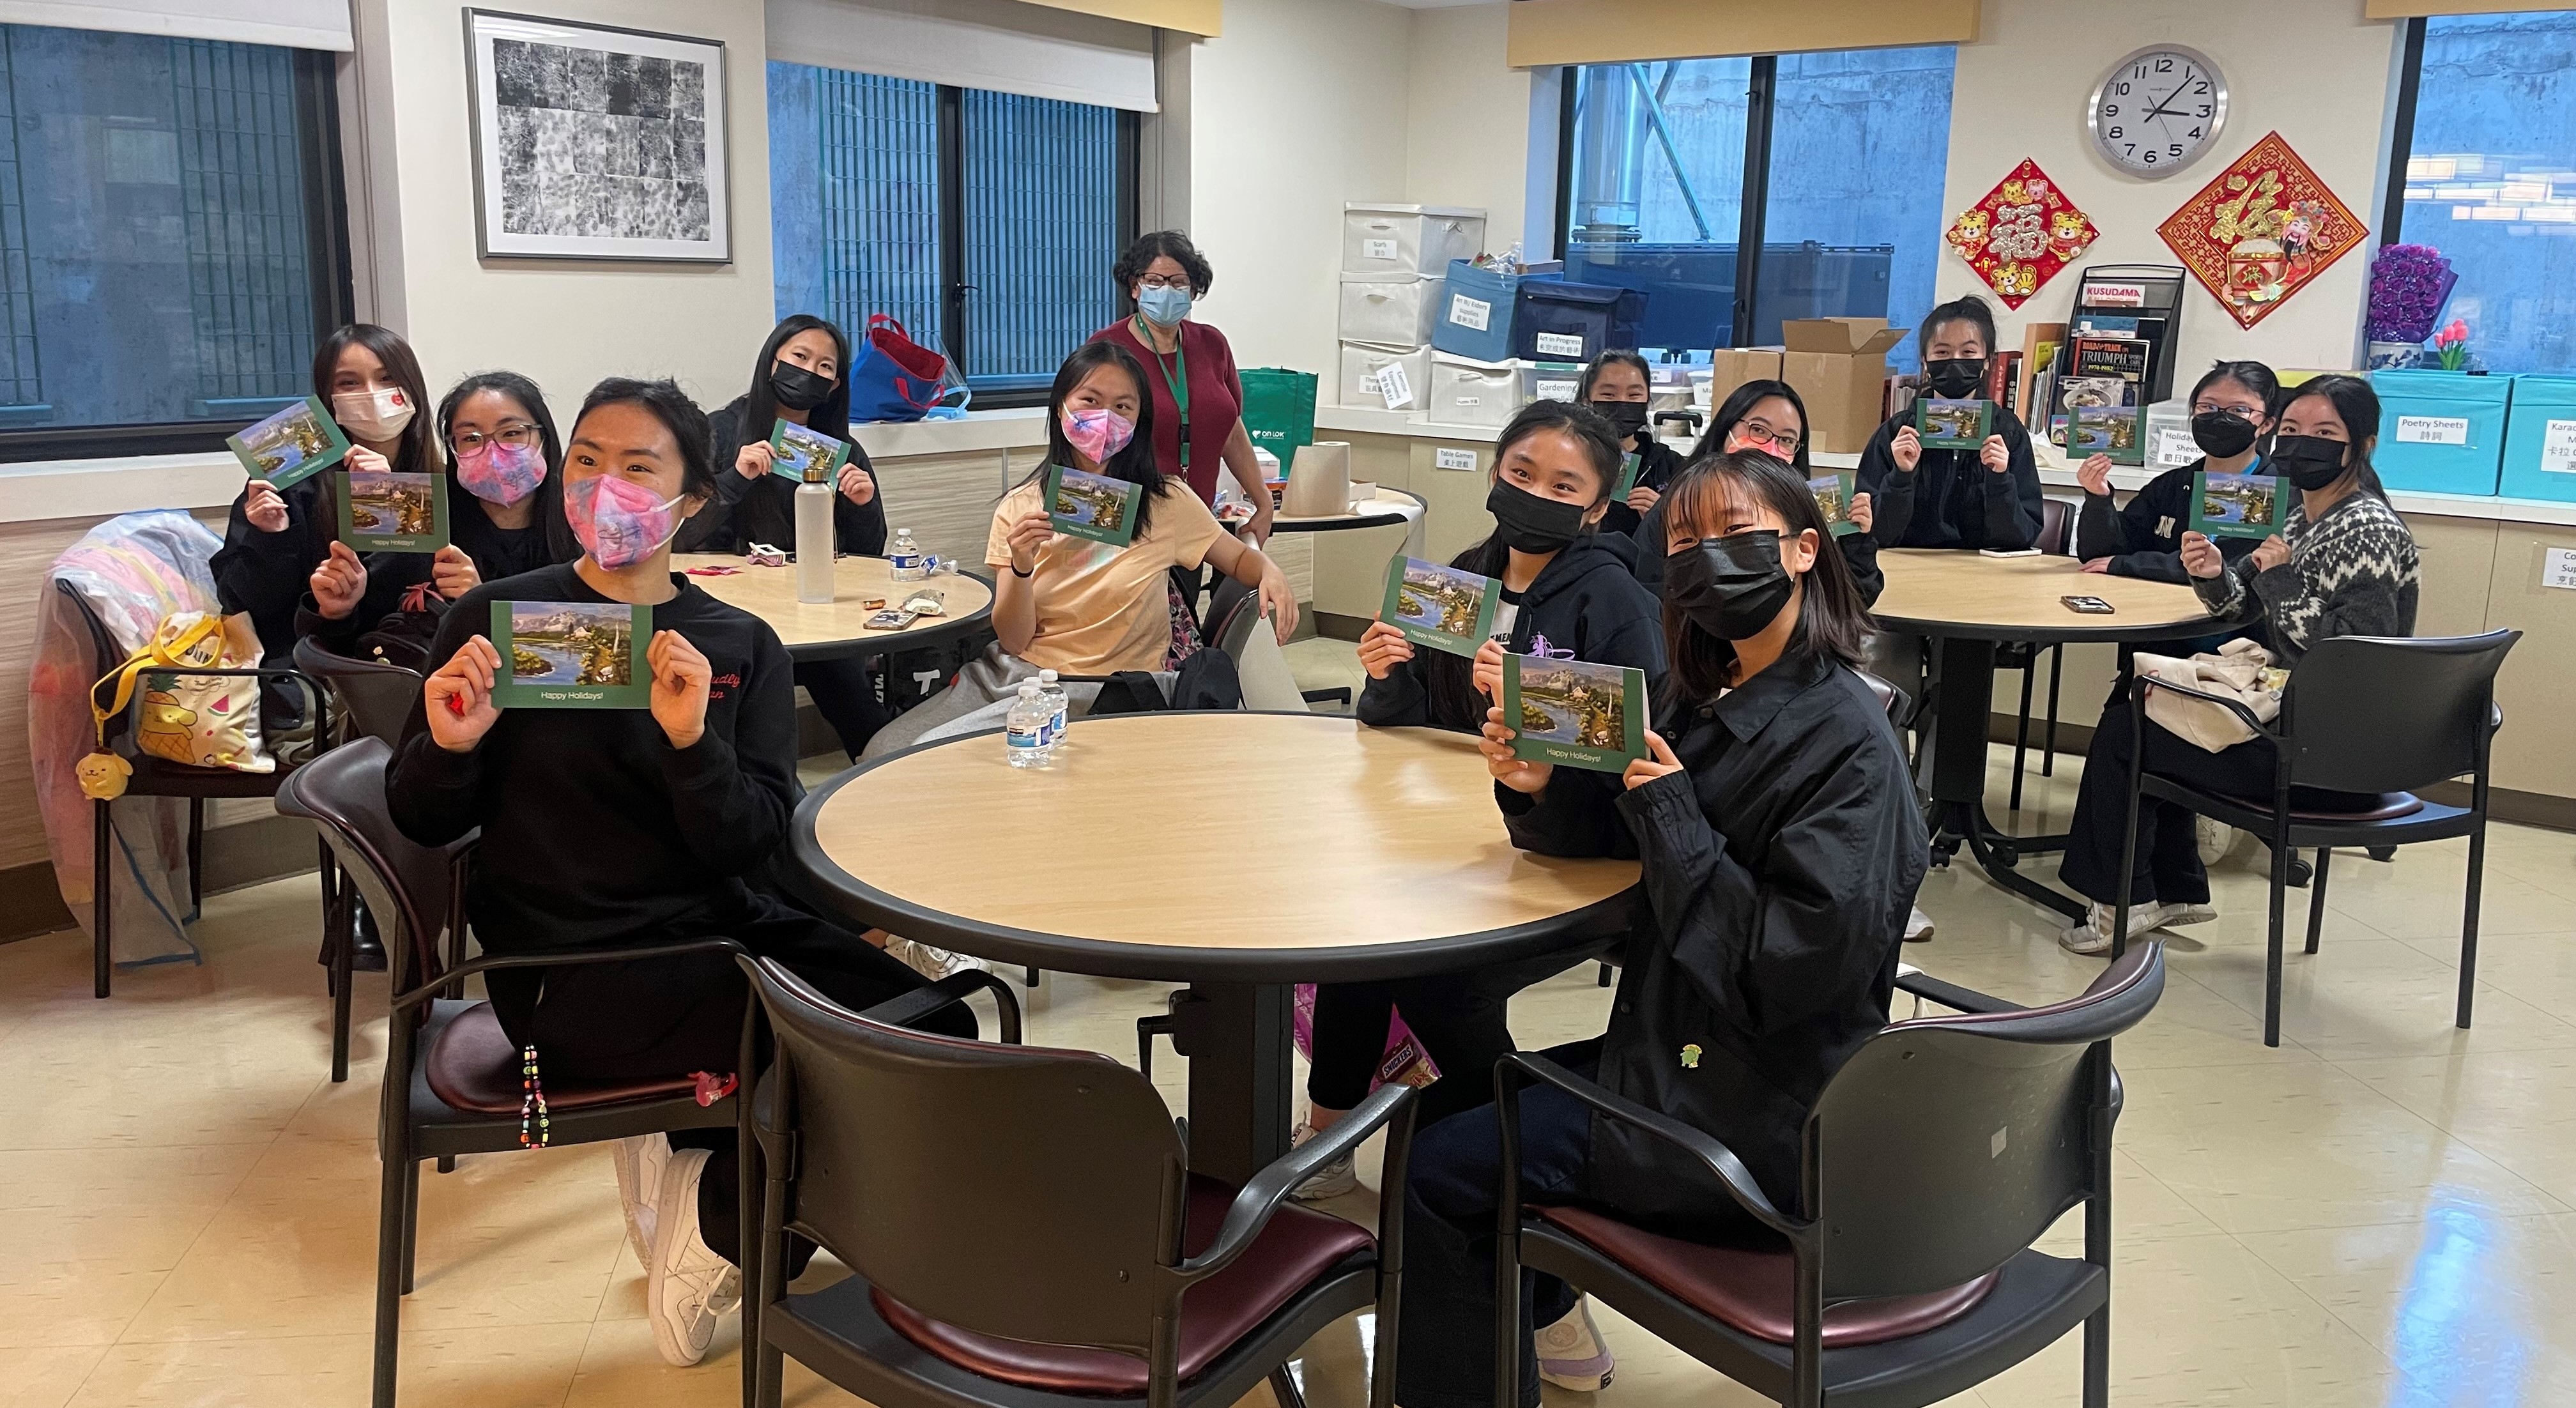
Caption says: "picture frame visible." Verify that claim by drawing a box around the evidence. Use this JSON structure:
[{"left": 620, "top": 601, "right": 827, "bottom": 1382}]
[{"left": 463, "top": 8, "right": 730, "bottom": 263}]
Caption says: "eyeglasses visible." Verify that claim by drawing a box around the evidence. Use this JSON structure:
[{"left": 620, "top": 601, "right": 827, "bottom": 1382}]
[
  {"left": 1137, "top": 274, "right": 1195, "bottom": 293},
  {"left": 2192, "top": 401, "right": 2266, "bottom": 420},
  {"left": 1736, "top": 428, "right": 1801, "bottom": 454},
  {"left": 450, "top": 423, "right": 541, "bottom": 454}
]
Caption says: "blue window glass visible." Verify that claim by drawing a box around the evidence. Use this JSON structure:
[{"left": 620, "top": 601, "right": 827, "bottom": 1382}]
[
  {"left": 960, "top": 89, "right": 1119, "bottom": 392},
  {"left": 1563, "top": 60, "right": 1752, "bottom": 354},
  {"left": 2396, "top": 10, "right": 2576, "bottom": 374}
]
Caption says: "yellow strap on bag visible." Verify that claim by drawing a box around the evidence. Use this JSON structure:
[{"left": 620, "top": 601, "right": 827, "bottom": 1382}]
[{"left": 77, "top": 613, "right": 259, "bottom": 799}]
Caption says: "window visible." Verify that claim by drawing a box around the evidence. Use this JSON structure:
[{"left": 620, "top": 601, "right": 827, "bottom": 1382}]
[
  {"left": 768, "top": 62, "right": 1137, "bottom": 404},
  {"left": 0, "top": 23, "right": 348, "bottom": 462},
  {"left": 2388, "top": 11, "right": 2576, "bottom": 375},
  {"left": 1560, "top": 45, "right": 1956, "bottom": 372}
]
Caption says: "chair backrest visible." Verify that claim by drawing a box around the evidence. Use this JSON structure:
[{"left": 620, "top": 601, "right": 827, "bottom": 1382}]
[
  {"left": 1807, "top": 942, "right": 2165, "bottom": 1300},
  {"left": 744, "top": 955, "right": 1190, "bottom": 1356},
  {"left": 59, "top": 581, "right": 132, "bottom": 745},
  {"left": 292, "top": 636, "right": 425, "bottom": 747},
  {"left": 272, "top": 737, "right": 453, "bottom": 987},
  {"left": 2276, "top": 630, "right": 2516, "bottom": 795},
  {"left": 1855, "top": 668, "right": 1905, "bottom": 723},
  {"left": 1220, "top": 593, "right": 1309, "bottom": 714},
  {"left": 2035, "top": 496, "right": 2073, "bottom": 556}
]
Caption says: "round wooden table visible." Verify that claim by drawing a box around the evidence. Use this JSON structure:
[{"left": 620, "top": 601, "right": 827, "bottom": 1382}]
[
  {"left": 1874, "top": 549, "right": 2218, "bottom": 919},
  {"left": 791, "top": 712, "right": 1639, "bottom": 1181},
  {"left": 673, "top": 554, "right": 993, "bottom": 663}
]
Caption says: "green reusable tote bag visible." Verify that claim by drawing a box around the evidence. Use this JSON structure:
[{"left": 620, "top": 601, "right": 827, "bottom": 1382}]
[{"left": 1237, "top": 367, "right": 1318, "bottom": 477}]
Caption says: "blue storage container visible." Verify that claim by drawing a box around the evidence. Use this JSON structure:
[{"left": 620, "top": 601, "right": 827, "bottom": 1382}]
[
  {"left": 2368, "top": 369, "right": 2510, "bottom": 496},
  {"left": 2499, "top": 375, "right": 2576, "bottom": 503},
  {"left": 1432, "top": 259, "right": 1555, "bottom": 363},
  {"left": 1514, "top": 280, "right": 1648, "bottom": 365}
]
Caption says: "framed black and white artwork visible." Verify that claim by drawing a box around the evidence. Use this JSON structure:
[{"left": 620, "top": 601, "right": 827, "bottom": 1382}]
[{"left": 464, "top": 9, "right": 730, "bottom": 263}]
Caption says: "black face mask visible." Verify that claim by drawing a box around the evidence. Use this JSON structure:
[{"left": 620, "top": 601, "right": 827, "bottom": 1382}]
[
  {"left": 2191, "top": 410, "right": 2261, "bottom": 459},
  {"left": 2270, "top": 434, "right": 2349, "bottom": 491},
  {"left": 770, "top": 361, "right": 835, "bottom": 412},
  {"left": 1486, "top": 479, "right": 1591, "bottom": 555},
  {"left": 1924, "top": 358, "right": 1987, "bottom": 399},
  {"left": 1591, "top": 400, "right": 1650, "bottom": 441},
  {"left": 1666, "top": 530, "right": 1797, "bottom": 641}
]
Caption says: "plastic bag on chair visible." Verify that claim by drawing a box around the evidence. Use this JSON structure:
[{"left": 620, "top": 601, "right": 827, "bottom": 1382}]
[{"left": 2136, "top": 638, "right": 2285, "bottom": 754}]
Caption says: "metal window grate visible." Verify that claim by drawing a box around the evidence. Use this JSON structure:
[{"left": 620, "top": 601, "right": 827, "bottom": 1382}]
[
  {"left": 171, "top": 36, "right": 316, "bottom": 404},
  {"left": 815, "top": 69, "right": 943, "bottom": 350},
  {"left": 959, "top": 89, "right": 1118, "bottom": 384},
  {"left": 0, "top": 30, "right": 44, "bottom": 409}
]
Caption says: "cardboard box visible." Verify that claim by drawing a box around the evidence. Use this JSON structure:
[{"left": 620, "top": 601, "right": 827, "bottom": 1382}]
[
  {"left": 1706, "top": 347, "right": 1784, "bottom": 416},
  {"left": 1781, "top": 318, "right": 1907, "bottom": 454}
]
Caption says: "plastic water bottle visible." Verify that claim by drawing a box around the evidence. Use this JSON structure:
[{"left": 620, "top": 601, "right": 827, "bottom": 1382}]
[
  {"left": 793, "top": 481, "right": 835, "bottom": 604},
  {"left": 1006, "top": 682, "right": 1052, "bottom": 769},
  {"left": 1036, "top": 668, "right": 1068, "bottom": 748},
  {"left": 890, "top": 528, "right": 924, "bottom": 581}
]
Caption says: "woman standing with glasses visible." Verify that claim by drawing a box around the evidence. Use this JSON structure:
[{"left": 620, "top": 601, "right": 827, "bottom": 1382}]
[{"left": 1091, "top": 230, "right": 1275, "bottom": 544}]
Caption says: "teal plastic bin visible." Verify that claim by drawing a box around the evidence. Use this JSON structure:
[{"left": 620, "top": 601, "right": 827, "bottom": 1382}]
[
  {"left": 2368, "top": 369, "right": 2510, "bottom": 496},
  {"left": 2500, "top": 375, "right": 2576, "bottom": 503}
]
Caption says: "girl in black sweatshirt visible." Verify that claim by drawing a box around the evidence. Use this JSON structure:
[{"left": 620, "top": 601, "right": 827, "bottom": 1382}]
[
  {"left": 1855, "top": 295, "right": 2044, "bottom": 551},
  {"left": 1634, "top": 379, "right": 1884, "bottom": 606},
  {"left": 1577, "top": 351, "right": 1686, "bottom": 540},
  {"left": 387, "top": 377, "right": 963, "bottom": 1370}
]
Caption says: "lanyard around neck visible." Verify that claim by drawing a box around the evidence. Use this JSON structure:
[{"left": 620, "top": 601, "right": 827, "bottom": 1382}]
[{"left": 1134, "top": 317, "right": 1190, "bottom": 468}]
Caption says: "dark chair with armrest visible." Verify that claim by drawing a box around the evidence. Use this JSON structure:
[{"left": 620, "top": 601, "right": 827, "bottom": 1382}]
[{"left": 1499, "top": 944, "right": 2165, "bottom": 1408}]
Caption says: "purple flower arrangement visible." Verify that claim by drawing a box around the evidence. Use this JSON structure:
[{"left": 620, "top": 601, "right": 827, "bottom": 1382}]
[{"left": 2366, "top": 243, "right": 2458, "bottom": 345}]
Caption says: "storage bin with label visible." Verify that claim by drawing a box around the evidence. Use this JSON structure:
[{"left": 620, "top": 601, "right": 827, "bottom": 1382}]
[
  {"left": 1427, "top": 351, "right": 1524, "bottom": 429},
  {"left": 1433, "top": 259, "right": 1556, "bottom": 363},
  {"left": 2368, "top": 368, "right": 2510, "bottom": 496},
  {"left": 1514, "top": 280, "right": 1647, "bottom": 365},
  {"left": 1342, "top": 203, "right": 1487, "bottom": 277},
  {"left": 2500, "top": 375, "right": 2576, "bottom": 502},
  {"left": 1338, "top": 341, "right": 1432, "bottom": 411},
  {"left": 1524, "top": 363, "right": 1584, "bottom": 405},
  {"left": 1338, "top": 273, "right": 1445, "bottom": 348}
]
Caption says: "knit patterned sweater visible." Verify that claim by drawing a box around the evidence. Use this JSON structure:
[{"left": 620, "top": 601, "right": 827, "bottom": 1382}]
[{"left": 2192, "top": 489, "right": 2419, "bottom": 664}]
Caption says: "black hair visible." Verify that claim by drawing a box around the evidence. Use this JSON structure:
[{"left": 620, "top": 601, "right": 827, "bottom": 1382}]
[
  {"left": 574, "top": 377, "right": 719, "bottom": 503},
  {"left": 743, "top": 314, "right": 854, "bottom": 446},
  {"left": 1917, "top": 294, "right": 1998, "bottom": 365},
  {"left": 1657, "top": 450, "right": 1872, "bottom": 704},
  {"left": 1114, "top": 230, "right": 1215, "bottom": 306},
  {"left": 2277, "top": 374, "right": 2389, "bottom": 501},
  {"left": 1575, "top": 351, "right": 1653, "bottom": 402},
  {"left": 314, "top": 323, "right": 437, "bottom": 475},
  {"left": 436, "top": 370, "right": 579, "bottom": 561},
  {"left": 2189, "top": 360, "right": 2283, "bottom": 422},
  {"left": 1020, "top": 341, "right": 1171, "bottom": 537},
  {"left": 1687, "top": 379, "right": 1813, "bottom": 469}
]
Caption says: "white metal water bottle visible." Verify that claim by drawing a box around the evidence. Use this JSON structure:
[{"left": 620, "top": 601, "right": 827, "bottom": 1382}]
[
  {"left": 793, "top": 478, "right": 834, "bottom": 604},
  {"left": 891, "top": 528, "right": 924, "bottom": 581},
  {"left": 1006, "top": 682, "right": 1052, "bottom": 768},
  {"left": 1036, "top": 668, "right": 1068, "bottom": 747}
]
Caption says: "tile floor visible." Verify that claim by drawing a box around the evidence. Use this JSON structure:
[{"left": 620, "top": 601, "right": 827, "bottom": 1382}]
[{"left": 5, "top": 652, "right": 2575, "bottom": 1407}]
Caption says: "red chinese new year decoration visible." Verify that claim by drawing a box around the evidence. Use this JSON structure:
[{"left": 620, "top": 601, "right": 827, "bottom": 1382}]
[
  {"left": 2158, "top": 131, "right": 2365, "bottom": 330},
  {"left": 1944, "top": 159, "right": 2098, "bottom": 309}
]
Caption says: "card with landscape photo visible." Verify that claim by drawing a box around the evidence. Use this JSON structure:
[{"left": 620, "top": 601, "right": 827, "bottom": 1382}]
[
  {"left": 768, "top": 418, "right": 851, "bottom": 484},
  {"left": 1809, "top": 472, "right": 1861, "bottom": 537},
  {"left": 1382, "top": 556, "right": 1499, "bottom": 656},
  {"left": 1046, "top": 464, "right": 1140, "bottom": 547},
  {"left": 1503, "top": 652, "right": 1649, "bottom": 774},
  {"left": 1915, "top": 396, "right": 1991, "bottom": 450},
  {"left": 337, "top": 470, "right": 450, "bottom": 553},
  {"left": 2068, "top": 405, "right": 2146, "bottom": 467},
  {"left": 1613, "top": 453, "right": 1641, "bottom": 499},
  {"left": 489, "top": 600, "right": 652, "bottom": 709},
  {"left": 225, "top": 395, "right": 350, "bottom": 490},
  {"left": 2189, "top": 470, "right": 2293, "bottom": 542}
]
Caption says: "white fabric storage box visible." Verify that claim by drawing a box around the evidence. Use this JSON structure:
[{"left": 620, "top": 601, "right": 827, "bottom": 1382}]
[
  {"left": 1427, "top": 351, "right": 1524, "bottom": 429},
  {"left": 1338, "top": 274, "right": 1443, "bottom": 347},
  {"left": 1342, "top": 203, "right": 1487, "bottom": 276},
  {"left": 1339, "top": 341, "right": 1432, "bottom": 411}
]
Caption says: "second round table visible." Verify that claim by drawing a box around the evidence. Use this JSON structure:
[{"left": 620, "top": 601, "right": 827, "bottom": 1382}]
[{"left": 673, "top": 554, "right": 993, "bottom": 663}]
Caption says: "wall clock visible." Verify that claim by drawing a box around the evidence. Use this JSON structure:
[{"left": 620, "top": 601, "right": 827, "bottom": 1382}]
[{"left": 2088, "top": 44, "right": 2228, "bottom": 180}]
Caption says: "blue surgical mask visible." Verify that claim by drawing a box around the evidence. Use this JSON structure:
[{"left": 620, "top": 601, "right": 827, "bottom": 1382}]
[{"left": 1137, "top": 285, "right": 1193, "bottom": 328}]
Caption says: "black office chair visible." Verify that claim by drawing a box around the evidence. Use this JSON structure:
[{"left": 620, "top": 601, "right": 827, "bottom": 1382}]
[
  {"left": 2002, "top": 496, "right": 2074, "bottom": 812},
  {"left": 739, "top": 952, "right": 1416, "bottom": 1408},
  {"left": 1499, "top": 943, "right": 2165, "bottom": 1408},
  {"left": 2113, "top": 629, "right": 2516, "bottom": 1046},
  {"left": 293, "top": 636, "right": 424, "bottom": 747}
]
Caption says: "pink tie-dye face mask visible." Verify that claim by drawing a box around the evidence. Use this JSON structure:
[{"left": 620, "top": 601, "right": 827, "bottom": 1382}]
[
  {"left": 1061, "top": 406, "right": 1137, "bottom": 464},
  {"left": 454, "top": 440, "right": 548, "bottom": 506},
  {"left": 564, "top": 474, "right": 684, "bottom": 568}
]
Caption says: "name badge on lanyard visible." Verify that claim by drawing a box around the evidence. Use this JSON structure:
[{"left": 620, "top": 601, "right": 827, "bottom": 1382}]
[{"left": 1142, "top": 319, "right": 1191, "bottom": 471}]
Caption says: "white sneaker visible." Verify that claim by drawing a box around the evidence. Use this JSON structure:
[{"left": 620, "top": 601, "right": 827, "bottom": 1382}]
[
  {"left": 885, "top": 935, "right": 986, "bottom": 981},
  {"left": 2168, "top": 902, "right": 2218, "bottom": 926},
  {"left": 2196, "top": 817, "right": 2236, "bottom": 867},
  {"left": 1288, "top": 1120, "right": 1358, "bottom": 1201},
  {"left": 1904, "top": 905, "right": 1936, "bottom": 942},
  {"left": 1536, "top": 1297, "right": 1614, "bottom": 1391},
  {"left": 2060, "top": 901, "right": 2189, "bottom": 957},
  {"left": 646, "top": 1147, "right": 742, "bottom": 1367},
  {"left": 611, "top": 1133, "right": 670, "bottom": 1266}
]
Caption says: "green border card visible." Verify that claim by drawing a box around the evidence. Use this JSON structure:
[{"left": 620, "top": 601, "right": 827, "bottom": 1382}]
[
  {"left": 1046, "top": 464, "right": 1140, "bottom": 547},
  {"left": 337, "top": 469, "right": 450, "bottom": 553},
  {"left": 2189, "top": 470, "right": 2292, "bottom": 542},
  {"left": 1503, "top": 652, "right": 1650, "bottom": 774},
  {"left": 226, "top": 394, "right": 349, "bottom": 490},
  {"left": 769, "top": 418, "right": 852, "bottom": 484},
  {"left": 1915, "top": 395, "right": 1992, "bottom": 450},
  {"left": 489, "top": 599, "right": 652, "bottom": 709},
  {"left": 1809, "top": 472, "right": 1860, "bottom": 537},
  {"left": 2068, "top": 405, "right": 2145, "bottom": 467},
  {"left": 1381, "top": 555, "right": 1500, "bottom": 657},
  {"left": 1612, "top": 452, "right": 1642, "bottom": 499}
]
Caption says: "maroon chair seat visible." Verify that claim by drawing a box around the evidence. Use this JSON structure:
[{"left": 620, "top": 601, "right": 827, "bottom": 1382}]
[
  {"left": 873, "top": 1175, "right": 1374, "bottom": 1393},
  {"left": 422, "top": 1002, "right": 704, "bottom": 1114},
  {"left": 1533, "top": 1207, "right": 1998, "bottom": 1348}
]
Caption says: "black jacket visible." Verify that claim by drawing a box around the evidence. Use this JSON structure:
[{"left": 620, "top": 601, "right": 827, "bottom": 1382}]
[
  {"left": 1631, "top": 493, "right": 1884, "bottom": 609},
  {"left": 293, "top": 492, "right": 580, "bottom": 655},
  {"left": 2077, "top": 459, "right": 2260, "bottom": 583},
  {"left": 1358, "top": 536, "right": 1664, "bottom": 734},
  {"left": 1598, "top": 438, "right": 1686, "bottom": 540},
  {"left": 1498, "top": 650, "right": 1926, "bottom": 1226},
  {"left": 677, "top": 395, "right": 887, "bottom": 556},
  {"left": 1859, "top": 406, "right": 2043, "bottom": 551},
  {"left": 213, "top": 475, "right": 334, "bottom": 677}
]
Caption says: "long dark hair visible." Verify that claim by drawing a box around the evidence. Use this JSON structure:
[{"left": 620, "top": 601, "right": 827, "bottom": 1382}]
[
  {"left": 314, "top": 323, "right": 436, "bottom": 474},
  {"left": 574, "top": 377, "right": 718, "bottom": 504},
  {"left": 1688, "top": 379, "right": 1813, "bottom": 468},
  {"left": 2278, "top": 374, "right": 2389, "bottom": 502},
  {"left": 1020, "top": 341, "right": 1171, "bottom": 537},
  {"left": 1657, "top": 450, "right": 1872, "bottom": 705},
  {"left": 1575, "top": 350, "right": 1652, "bottom": 402},
  {"left": 437, "top": 371, "right": 578, "bottom": 561},
  {"left": 743, "top": 314, "right": 854, "bottom": 444},
  {"left": 1918, "top": 294, "right": 1998, "bottom": 363}
]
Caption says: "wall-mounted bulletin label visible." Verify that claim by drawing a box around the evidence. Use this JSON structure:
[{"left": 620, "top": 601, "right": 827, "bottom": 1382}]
[
  {"left": 1533, "top": 332, "right": 1586, "bottom": 359},
  {"left": 1363, "top": 238, "right": 1398, "bottom": 261},
  {"left": 2543, "top": 419, "right": 2576, "bottom": 475},
  {"left": 2543, "top": 546, "right": 2576, "bottom": 590},
  {"left": 1434, "top": 447, "right": 1478, "bottom": 471},
  {"left": 1448, "top": 295, "right": 1491, "bottom": 332},
  {"left": 2396, "top": 415, "right": 2470, "bottom": 447}
]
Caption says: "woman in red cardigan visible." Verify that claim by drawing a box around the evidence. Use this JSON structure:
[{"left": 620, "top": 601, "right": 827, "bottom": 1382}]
[{"left": 1091, "top": 229, "right": 1275, "bottom": 544}]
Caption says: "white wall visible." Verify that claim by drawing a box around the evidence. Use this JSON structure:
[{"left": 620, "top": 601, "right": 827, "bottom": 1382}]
[
  {"left": 1940, "top": 0, "right": 2403, "bottom": 378},
  {"left": 1402, "top": 3, "right": 1551, "bottom": 258}
]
